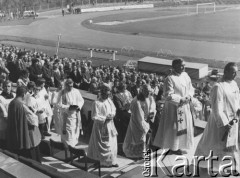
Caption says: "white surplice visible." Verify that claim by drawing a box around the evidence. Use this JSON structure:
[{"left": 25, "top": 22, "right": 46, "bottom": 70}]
[
  {"left": 58, "top": 88, "right": 84, "bottom": 146},
  {"left": 123, "top": 95, "right": 156, "bottom": 158},
  {"left": 195, "top": 80, "right": 240, "bottom": 172},
  {"left": 0, "top": 96, "right": 8, "bottom": 140},
  {"left": 87, "top": 98, "right": 118, "bottom": 166},
  {"left": 153, "top": 71, "right": 195, "bottom": 151},
  {"left": 51, "top": 90, "right": 63, "bottom": 135}
]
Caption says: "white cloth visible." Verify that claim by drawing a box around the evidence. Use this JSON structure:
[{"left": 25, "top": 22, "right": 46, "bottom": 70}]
[
  {"left": 0, "top": 96, "right": 8, "bottom": 140},
  {"left": 195, "top": 80, "right": 240, "bottom": 172},
  {"left": 26, "top": 94, "right": 47, "bottom": 124},
  {"left": 87, "top": 98, "right": 118, "bottom": 166},
  {"left": 153, "top": 72, "right": 195, "bottom": 150},
  {"left": 58, "top": 88, "right": 84, "bottom": 146},
  {"left": 52, "top": 90, "right": 63, "bottom": 135},
  {"left": 39, "top": 87, "right": 53, "bottom": 117},
  {"left": 123, "top": 96, "right": 156, "bottom": 158}
]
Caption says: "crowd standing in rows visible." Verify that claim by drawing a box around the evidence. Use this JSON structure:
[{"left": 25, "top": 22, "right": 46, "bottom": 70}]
[{"left": 0, "top": 44, "right": 234, "bottom": 172}]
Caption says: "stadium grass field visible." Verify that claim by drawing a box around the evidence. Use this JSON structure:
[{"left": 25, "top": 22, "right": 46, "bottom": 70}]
[
  {"left": 0, "top": 5, "right": 240, "bottom": 68},
  {"left": 84, "top": 7, "right": 240, "bottom": 43}
]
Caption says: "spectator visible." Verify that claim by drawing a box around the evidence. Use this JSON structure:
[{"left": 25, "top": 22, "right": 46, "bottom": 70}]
[
  {"left": 28, "top": 59, "right": 43, "bottom": 83},
  {"left": 80, "top": 66, "right": 91, "bottom": 91},
  {"left": 6, "top": 56, "right": 18, "bottom": 82},
  {"left": 89, "top": 77, "right": 99, "bottom": 95},
  {"left": 131, "top": 79, "right": 141, "bottom": 98},
  {"left": 52, "top": 64, "right": 63, "bottom": 88},
  {"left": 1, "top": 80, "right": 15, "bottom": 99},
  {"left": 69, "top": 64, "right": 82, "bottom": 89},
  {"left": 42, "top": 59, "right": 54, "bottom": 87},
  {"left": 17, "top": 69, "right": 30, "bottom": 87}
]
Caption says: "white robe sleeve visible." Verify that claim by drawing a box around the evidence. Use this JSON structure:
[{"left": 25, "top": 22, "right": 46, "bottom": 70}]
[
  {"left": 0, "top": 103, "right": 7, "bottom": 118},
  {"left": 164, "top": 76, "right": 181, "bottom": 104},
  {"left": 130, "top": 99, "right": 149, "bottom": 134},
  {"left": 211, "top": 84, "right": 229, "bottom": 128},
  {"left": 76, "top": 90, "right": 84, "bottom": 109},
  {"left": 149, "top": 96, "right": 157, "bottom": 122},
  {"left": 23, "top": 104, "right": 39, "bottom": 127},
  {"left": 109, "top": 98, "right": 116, "bottom": 117},
  {"left": 185, "top": 73, "right": 195, "bottom": 97},
  {"left": 91, "top": 101, "right": 106, "bottom": 121},
  {"left": 26, "top": 97, "right": 38, "bottom": 114},
  {"left": 57, "top": 91, "right": 69, "bottom": 111}
]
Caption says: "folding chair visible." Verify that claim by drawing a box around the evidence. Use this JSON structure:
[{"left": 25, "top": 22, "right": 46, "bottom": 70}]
[
  {"left": 68, "top": 145, "right": 101, "bottom": 177},
  {"left": 49, "top": 139, "right": 71, "bottom": 162}
]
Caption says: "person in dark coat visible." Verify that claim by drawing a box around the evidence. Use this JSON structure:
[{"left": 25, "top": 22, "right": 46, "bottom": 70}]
[
  {"left": 42, "top": 60, "right": 54, "bottom": 87},
  {"left": 53, "top": 64, "right": 63, "bottom": 88},
  {"left": 69, "top": 64, "right": 82, "bottom": 89},
  {"left": 113, "top": 82, "right": 132, "bottom": 145},
  {"left": 7, "top": 56, "right": 18, "bottom": 83},
  {"left": 28, "top": 59, "right": 43, "bottom": 83},
  {"left": 80, "top": 66, "right": 91, "bottom": 91},
  {"left": 130, "top": 79, "right": 141, "bottom": 98},
  {"left": 6, "top": 86, "right": 41, "bottom": 162}
]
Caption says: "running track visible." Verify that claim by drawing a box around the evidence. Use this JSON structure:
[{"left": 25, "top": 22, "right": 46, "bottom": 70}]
[{"left": 0, "top": 8, "right": 240, "bottom": 62}]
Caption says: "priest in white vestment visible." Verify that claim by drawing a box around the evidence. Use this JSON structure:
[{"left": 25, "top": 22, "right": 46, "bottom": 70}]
[
  {"left": 123, "top": 84, "right": 156, "bottom": 158},
  {"left": 51, "top": 81, "right": 64, "bottom": 135},
  {"left": 195, "top": 62, "right": 240, "bottom": 174},
  {"left": 153, "top": 58, "right": 195, "bottom": 155},
  {"left": 58, "top": 79, "right": 84, "bottom": 147},
  {"left": 0, "top": 96, "right": 8, "bottom": 145},
  {"left": 37, "top": 78, "right": 53, "bottom": 135},
  {"left": 88, "top": 84, "right": 119, "bottom": 167}
]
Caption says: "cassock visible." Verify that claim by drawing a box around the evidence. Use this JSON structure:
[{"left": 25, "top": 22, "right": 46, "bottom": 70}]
[
  {"left": 195, "top": 80, "right": 240, "bottom": 172},
  {"left": 153, "top": 71, "right": 195, "bottom": 151},
  {"left": 58, "top": 88, "right": 84, "bottom": 146},
  {"left": 6, "top": 98, "right": 31, "bottom": 151},
  {"left": 87, "top": 98, "right": 118, "bottom": 166},
  {"left": 123, "top": 95, "right": 156, "bottom": 158}
]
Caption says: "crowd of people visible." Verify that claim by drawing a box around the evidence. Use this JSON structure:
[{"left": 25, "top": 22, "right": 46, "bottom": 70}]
[{"left": 0, "top": 44, "right": 238, "bottom": 174}]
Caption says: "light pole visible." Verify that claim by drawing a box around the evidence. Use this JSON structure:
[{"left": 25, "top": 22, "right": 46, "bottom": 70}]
[{"left": 56, "top": 34, "right": 62, "bottom": 56}]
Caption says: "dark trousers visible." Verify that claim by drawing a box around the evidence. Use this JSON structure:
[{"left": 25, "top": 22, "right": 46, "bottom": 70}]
[{"left": 39, "top": 122, "right": 47, "bottom": 139}]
